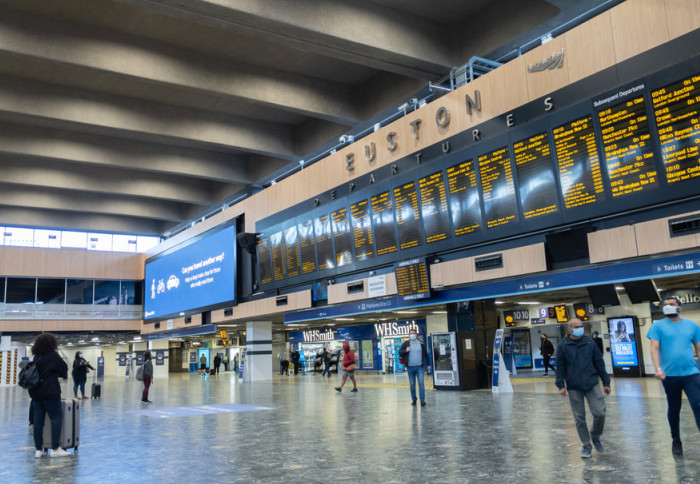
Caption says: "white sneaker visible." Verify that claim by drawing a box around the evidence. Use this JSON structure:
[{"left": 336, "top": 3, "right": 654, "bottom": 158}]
[
  {"left": 34, "top": 450, "right": 43, "bottom": 458},
  {"left": 49, "top": 448, "right": 71, "bottom": 458}
]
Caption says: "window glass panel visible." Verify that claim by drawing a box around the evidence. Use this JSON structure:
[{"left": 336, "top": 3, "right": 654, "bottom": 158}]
[
  {"left": 119, "top": 280, "right": 144, "bottom": 318},
  {"left": 36, "top": 279, "right": 65, "bottom": 318},
  {"left": 94, "top": 280, "right": 120, "bottom": 305},
  {"left": 34, "top": 229, "right": 61, "bottom": 249},
  {"left": 113, "top": 234, "right": 138, "bottom": 252},
  {"left": 0, "top": 277, "right": 5, "bottom": 314},
  {"left": 0, "top": 226, "right": 4, "bottom": 246},
  {"left": 5, "top": 277, "right": 36, "bottom": 317},
  {"left": 4, "top": 227, "right": 34, "bottom": 247},
  {"left": 136, "top": 236, "right": 159, "bottom": 253},
  {"left": 61, "top": 231, "right": 88, "bottom": 249},
  {"left": 87, "top": 233, "right": 112, "bottom": 251},
  {"left": 65, "top": 279, "right": 93, "bottom": 319}
]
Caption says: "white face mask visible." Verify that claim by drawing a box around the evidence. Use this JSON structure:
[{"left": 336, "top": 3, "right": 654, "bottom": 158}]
[
  {"left": 663, "top": 305, "right": 679, "bottom": 317},
  {"left": 409, "top": 334, "right": 417, "bottom": 341}
]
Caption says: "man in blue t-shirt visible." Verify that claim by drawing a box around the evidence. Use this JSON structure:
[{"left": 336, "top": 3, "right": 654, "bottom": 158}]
[{"left": 647, "top": 296, "right": 700, "bottom": 457}]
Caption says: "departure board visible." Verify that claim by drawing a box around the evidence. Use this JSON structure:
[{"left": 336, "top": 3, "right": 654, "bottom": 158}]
[
  {"left": 652, "top": 74, "right": 700, "bottom": 184},
  {"left": 331, "top": 208, "right": 353, "bottom": 267},
  {"left": 269, "top": 231, "right": 286, "bottom": 282},
  {"left": 514, "top": 133, "right": 559, "bottom": 219},
  {"left": 256, "top": 236, "right": 273, "bottom": 285},
  {"left": 598, "top": 96, "right": 658, "bottom": 196},
  {"left": 553, "top": 116, "right": 606, "bottom": 209},
  {"left": 394, "top": 258, "right": 431, "bottom": 300},
  {"left": 314, "top": 214, "right": 334, "bottom": 270},
  {"left": 371, "top": 191, "right": 398, "bottom": 255},
  {"left": 478, "top": 146, "right": 519, "bottom": 228},
  {"left": 297, "top": 219, "right": 317, "bottom": 274},
  {"left": 393, "top": 182, "right": 422, "bottom": 250},
  {"left": 283, "top": 226, "right": 301, "bottom": 278},
  {"left": 419, "top": 171, "right": 451, "bottom": 243},
  {"left": 351, "top": 199, "right": 374, "bottom": 261},
  {"left": 447, "top": 159, "right": 481, "bottom": 236}
]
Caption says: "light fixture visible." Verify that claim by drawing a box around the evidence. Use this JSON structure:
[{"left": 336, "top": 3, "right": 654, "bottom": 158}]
[
  {"left": 91, "top": 337, "right": 99, "bottom": 342},
  {"left": 495, "top": 301, "right": 505, "bottom": 305},
  {"left": 78, "top": 340, "right": 85, "bottom": 344},
  {"left": 398, "top": 102, "right": 409, "bottom": 112},
  {"left": 335, "top": 318, "right": 355, "bottom": 321},
  {"left": 396, "top": 310, "right": 417, "bottom": 314},
  {"left": 615, "top": 286, "right": 624, "bottom": 290},
  {"left": 516, "top": 302, "right": 541, "bottom": 305},
  {"left": 432, "top": 310, "right": 447, "bottom": 314}
]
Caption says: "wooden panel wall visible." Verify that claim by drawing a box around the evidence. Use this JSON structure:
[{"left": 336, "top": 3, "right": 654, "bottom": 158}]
[
  {"left": 588, "top": 225, "right": 639, "bottom": 264},
  {"left": 635, "top": 211, "right": 700, "bottom": 256},
  {"left": 0, "top": 246, "right": 144, "bottom": 279},
  {"left": 208, "top": 289, "right": 312, "bottom": 324}
]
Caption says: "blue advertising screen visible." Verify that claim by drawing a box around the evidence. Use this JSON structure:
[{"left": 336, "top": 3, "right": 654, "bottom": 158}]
[
  {"left": 144, "top": 225, "right": 236, "bottom": 321},
  {"left": 608, "top": 317, "right": 639, "bottom": 367}
]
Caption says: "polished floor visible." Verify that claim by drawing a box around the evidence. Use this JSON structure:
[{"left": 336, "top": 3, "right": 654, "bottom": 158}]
[{"left": 1, "top": 370, "right": 699, "bottom": 483}]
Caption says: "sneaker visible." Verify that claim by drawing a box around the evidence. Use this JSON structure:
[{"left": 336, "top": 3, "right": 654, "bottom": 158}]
[
  {"left": 350, "top": 388, "right": 358, "bottom": 392},
  {"left": 49, "top": 448, "right": 71, "bottom": 458},
  {"left": 544, "top": 373, "right": 549, "bottom": 376},
  {"left": 34, "top": 450, "right": 43, "bottom": 458},
  {"left": 81, "top": 396, "right": 89, "bottom": 399},
  {"left": 580, "top": 445, "right": 592, "bottom": 458},
  {"left": 421, "top": 401, "right": 426, "bottom": 407},
  {"left": 672, "top": 440, "right": 683, "bottom": 456},
  {"left": 335, "top": 387, "right": 341, "bottom": 392},
  {"left": 411, "top": 400, "right": 417, "bottom": 406},
  {"left": 592, "top": 438, "right": 604, "bottom": 453}
]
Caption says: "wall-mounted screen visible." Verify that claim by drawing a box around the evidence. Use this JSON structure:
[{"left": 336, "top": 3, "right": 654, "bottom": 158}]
[
  {"left": 350, "top": 199, "right": 374, "bottom": 261},
  {"left": 297, "top": 219, "right": 317, "bottom": 274},
  {"left": 419, "top": 171, "right": 451, "bottom": 243},
  {"left": 144, "top": 224, "right": 236, "bottom": 321},
  {"left": 394, "top": 257, "right": 430, "bottom": 301},
  {"left": 513, "top": 133, "right": 559, "bottom": 219},
  {"left": 371, "top": 191, "right": 398, "bottom": 256},
  {"left": 447, "top": 159, "right": 481, "bottom": 236},
  {"left": 314, "top": 214, "right": 334, "bottom": 270},
  {"left": 393, "top": 181, "right": 422, "bottom": 250},
  {"left": 332, "top": 207, "right": 353, "bottom": 267},
  {"left": 608, "top": 316, "right": 639, "bottom": 367}
]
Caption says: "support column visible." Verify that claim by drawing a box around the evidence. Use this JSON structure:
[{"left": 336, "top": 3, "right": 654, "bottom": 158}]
[{"left": 244, "top": 321, "right": 272, "bottom": 382}]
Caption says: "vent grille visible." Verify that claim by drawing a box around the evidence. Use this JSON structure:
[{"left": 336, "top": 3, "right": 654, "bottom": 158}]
[
  {"left": 669, "top": 215, "right": 700, "bottom": 237},
  {"left": 475, "top": 254, "right": 503, "bottom": 271}
]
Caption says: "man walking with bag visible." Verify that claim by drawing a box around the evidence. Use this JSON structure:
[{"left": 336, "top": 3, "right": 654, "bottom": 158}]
[
  {"left": 556, "top": 318, "right": 611, "bottom": 458},
  {"left": 399, "top": 329, "right": 431, "bottom": 407}
]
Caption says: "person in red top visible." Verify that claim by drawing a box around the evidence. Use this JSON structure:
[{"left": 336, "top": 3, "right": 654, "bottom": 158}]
[{"left": 335, "top": 342, "right": 358, "bottom": 393}]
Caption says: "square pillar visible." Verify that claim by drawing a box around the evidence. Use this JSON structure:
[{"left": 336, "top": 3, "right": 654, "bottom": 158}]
[{"left": 243, "top": 321, "right": 272, "bottom": 382}]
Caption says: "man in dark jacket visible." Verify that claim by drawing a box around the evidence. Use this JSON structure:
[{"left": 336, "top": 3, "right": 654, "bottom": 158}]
[
  {"left": 556, "top": 318, "right": 611, "bottom": 459},
  {"left": 398, "top": 329, "right": 431, "bottom": 407},
  {"left": 539, "top": 334, "right": 555, "bottom": 376}
]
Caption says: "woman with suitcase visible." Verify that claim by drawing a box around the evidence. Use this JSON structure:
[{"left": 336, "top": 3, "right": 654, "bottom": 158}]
[
  {"left": 72, "top": 351, "right": 94, "bottom": 399},
  {"left": 29, "top": 333, "right": 71, "bottom": 458}
]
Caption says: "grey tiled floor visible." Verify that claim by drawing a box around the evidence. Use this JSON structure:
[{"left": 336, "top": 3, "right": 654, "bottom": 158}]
[{"left": 1, "top": 372, "right": 699, "bottom": 483}]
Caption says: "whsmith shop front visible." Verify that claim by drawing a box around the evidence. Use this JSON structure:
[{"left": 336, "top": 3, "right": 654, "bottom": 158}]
[{"left": 288, "top": 319, "right": 428, "bottom": 373}]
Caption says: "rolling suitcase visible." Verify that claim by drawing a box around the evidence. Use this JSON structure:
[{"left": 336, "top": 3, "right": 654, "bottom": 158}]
[
  {"left": 42, "top": 399, "right": 80, "bottom": 452},
  {"left": 91, "top": 382, "right": 102, "bottom": 398}
]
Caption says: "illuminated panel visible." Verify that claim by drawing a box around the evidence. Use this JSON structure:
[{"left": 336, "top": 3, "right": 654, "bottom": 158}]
[
  {"left": 350, "top": 199, "right": 374, "bottom": 261},
  {"left": 514, "top": 132, "right": 559, "bottom": 219},
  {"left": 314, "top": 214, "right": 334, "bottom": 270},
  {"left": 393, "top": 181, "right": 422, "bottom": 250},
  {"left": 394, "top": 257, "right": 430, "bottom": 301},
  {"left": 447, "top": 159, "right": 481, "bottom": 236},
  {"left": 297, "top": 219, "right": 317, "bottom": 274},
  {"left": 598, "top": 96, "right": 658, "bottom": 196},
  {"left": 331, "top": 207, "right": 353, "bottom": 267},
  {"left": 419, "top": 171, "right": 451, "bottom": 244},
  {"left": 257, "top": 235, "right": 273, "bottom": 285},
  {"left": 370, "top": 191, "right": 398, "bottom": 256},
  {"left": 478, "top": 146, "right": 519, "bottom": 228},
  {"left": 553, "top": 116, "right": 606, "bottom": 209},
  {"left": 283, "top": 225, "right": 301, "bottom": 278},
  {"left": 269, "top": 230, "right": 286, "bottom": 282},
  {"left": 652, "top": 74, "right": 700, "bottom": 184}
]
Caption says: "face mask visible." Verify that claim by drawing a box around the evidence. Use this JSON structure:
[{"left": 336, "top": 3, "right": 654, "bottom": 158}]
[
  {"left": 409, "top": 334, "right": 417, "bottom": 341},
  {"left": 572, "top": 328, "right": 584, "bottom": 337},
  {"left": 79, "top": 354, "right": 84, "bottom": 358},
  {"left": 663, "top": 305, "right": 679, "bottom": 317}
]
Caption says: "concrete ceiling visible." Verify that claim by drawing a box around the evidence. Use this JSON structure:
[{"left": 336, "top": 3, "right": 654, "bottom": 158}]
[{"left": 0, "top": 0, "right": 608, "bottom": 236}]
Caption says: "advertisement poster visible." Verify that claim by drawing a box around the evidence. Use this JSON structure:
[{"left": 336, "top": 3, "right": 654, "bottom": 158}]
[
  {"left": 608, "top": 317, "right": 639, "bottom": 366},
  {"left": 155, "top": 350, "right": 165, "bottom": 366},
  {"left": 118, "top": 354, "right": 127, "bottom": 367},
  {"left": 362, "top": 340, "right": 373, "bottom": 369}
]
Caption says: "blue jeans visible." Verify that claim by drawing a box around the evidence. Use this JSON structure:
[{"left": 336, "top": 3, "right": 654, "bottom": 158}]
[
  {"left": 32, "top": 398, "right": 63, "bottom": 451},
  {"left": 73, "top": 379, "right": 86, "bottom": 397},
  {"left": 322, "top": 361, "right": 330, "bottom": 376},
  {"left": 661, "top": 373, "right": 700, "bottom": 440},
  {"left": 407, "top": 366, "right": 426, "bottom": 402}
]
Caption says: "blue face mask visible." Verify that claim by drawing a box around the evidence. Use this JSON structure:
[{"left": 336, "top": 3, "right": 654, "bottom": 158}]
[
  {"left": 409, "top": 334, "right": 417, "bottom": 341},
  {"left": 572, "top": 328, "right": 585, "bottom": 337}
]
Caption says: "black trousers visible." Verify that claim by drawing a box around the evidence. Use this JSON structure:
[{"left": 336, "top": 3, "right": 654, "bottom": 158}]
[{"left": 543, "top": 355, "right": 555, "bottom": 372}]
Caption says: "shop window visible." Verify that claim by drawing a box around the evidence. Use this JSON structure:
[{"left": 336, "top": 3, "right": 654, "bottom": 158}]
[
  {"left": 66, "top": 279, "right": 93, "bottom": 304},
  {"left": 61, "top": 231, "right": 88, "bottom": 249},
  {"left": 36, "top": 279, "right": 66, "bottom": 318},
  {"left": 94, "top": 280, "right": 120, "bottom": 305},
  {"left": 34, "top": 229, "right": 61, "bottom": 249},
  {"left": 87, "top": 233, "right": 112, "bottom": 251},
  {"left": 4, "top": 227, "right": 34, "bottom": 247},
  {"left": 5, "top": 277, "right": 36, "bottom": 303},
  {"left": 113, "top": 234, "right": 137, "bottom": 252}
]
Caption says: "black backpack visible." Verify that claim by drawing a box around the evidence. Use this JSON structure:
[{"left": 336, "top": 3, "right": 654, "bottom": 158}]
[{"left": 18, "top": 361, "right": 43, "bottom": 390}]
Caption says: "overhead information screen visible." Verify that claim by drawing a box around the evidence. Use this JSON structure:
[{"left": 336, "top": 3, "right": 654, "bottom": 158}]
[
  {"left": 332, "top": 207, "right": 353, "bottom": 267},
  {"left": 652, "top": 74, "right": 700, "bottom": 184},
  {"left": 144, "top": 225, "right": 236, "bottom": 321},
  {"left": 553, "top": 116, "right": 606, "bottom": 209},
  {"left": 447, "top": 159, "right": 481, "bottom": 236},
  {"left": 478, "top": 146, "right": 518, "bottom": 228},
  {"left": 314, "top": 214, "right": 334, "bottom": 270},
  {"left": 283, "top": 226, "right": 301, "bottom": 278},
  {"left": 350, "top": 199, "right": 374, "bottom": 261},
  {"left": 394, "top": 257, "right": 430, "bottom": 300},
  {"left": 297, "top": 219, "right": 317, "bottom": 274},
  {"left": 269, "top": 231, "right": 286, "bottom": 282},
  {"left": 257, "top": 236, "right": 273, "bottom": 285},
  {"left": 419, "top": 171, "right": 451, "bottom": 244},
  {"left": 513, "top": 133, "right": 559, "bottom": 219},
  {"left": 393, "top": 181, "right": 422, "bottom": 250},
  {"left": 371, "top": 191, "right": 398, "bottom": 256},
  {"left": 598, "top": 96, "right": 659, "bottom": 197}
]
